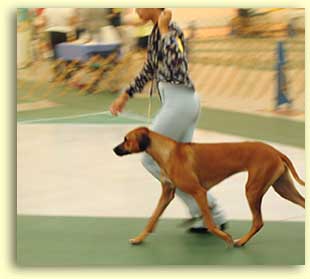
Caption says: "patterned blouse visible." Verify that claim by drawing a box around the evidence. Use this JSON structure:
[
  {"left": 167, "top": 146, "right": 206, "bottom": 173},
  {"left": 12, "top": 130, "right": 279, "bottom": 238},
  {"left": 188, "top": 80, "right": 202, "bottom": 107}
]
[{"left": 125, "top": 21, "right": 195, "bottom": 97}]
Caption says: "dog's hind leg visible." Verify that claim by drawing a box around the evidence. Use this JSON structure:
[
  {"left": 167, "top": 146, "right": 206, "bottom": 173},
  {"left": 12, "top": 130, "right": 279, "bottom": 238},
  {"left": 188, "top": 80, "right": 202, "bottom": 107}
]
[
  {"left": 129, "top": 182, "right": 175, "bottom": 245},
  {"left": 272, "top": 168, "right": 305, "bottom": 208},
  {"left": 234, "top": 162, "right": 286, "bottom": 247},
  {"left": 234, "top": 167, "right": 278, "bottom": 247},
  {"left": 234, "top": 182, "right": 265, "bottom": 247}
]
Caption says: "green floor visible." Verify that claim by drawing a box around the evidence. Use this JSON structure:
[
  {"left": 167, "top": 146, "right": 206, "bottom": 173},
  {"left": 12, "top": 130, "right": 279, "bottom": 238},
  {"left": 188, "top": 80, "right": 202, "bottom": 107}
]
[
  {"left": 17, "top": 80, "right": 305, "bottom": 148},
  {"left": 17, "top": 216, "right": 305, "bottom": 266}
]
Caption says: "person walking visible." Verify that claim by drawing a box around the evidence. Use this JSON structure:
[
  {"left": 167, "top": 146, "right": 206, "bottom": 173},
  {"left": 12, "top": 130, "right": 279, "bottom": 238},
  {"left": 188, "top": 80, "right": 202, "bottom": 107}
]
[
  {"left": 110, "top": 8, "right": 227, "bottom": 233},
  {"left": 42, "top": 8, "right": 78, "bottom": 59}
]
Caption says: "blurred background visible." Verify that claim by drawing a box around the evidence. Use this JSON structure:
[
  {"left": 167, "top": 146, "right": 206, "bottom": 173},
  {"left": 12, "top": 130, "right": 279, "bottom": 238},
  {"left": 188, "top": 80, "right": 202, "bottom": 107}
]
[
  {"left": 17, "top": 8, "right": 305, "bottom": 266},
  {"left": 17, "top": 8, "right": 305, "bottom": 117}
]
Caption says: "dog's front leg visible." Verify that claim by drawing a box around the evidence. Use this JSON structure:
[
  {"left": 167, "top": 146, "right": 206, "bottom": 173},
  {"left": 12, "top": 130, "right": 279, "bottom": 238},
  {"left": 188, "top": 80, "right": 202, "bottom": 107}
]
[
  {"left": 129, "top": 183, "right": 175, "bottom": 245},
  {"left": 192, "top": 189, "right": 234, "bottom": 248}
]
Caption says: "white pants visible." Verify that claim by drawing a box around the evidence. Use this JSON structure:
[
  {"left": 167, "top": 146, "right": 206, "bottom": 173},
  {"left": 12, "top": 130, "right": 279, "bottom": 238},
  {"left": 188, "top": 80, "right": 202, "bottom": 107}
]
[{"left": 141, "top": 81, "right": 226, "bottom": 227}]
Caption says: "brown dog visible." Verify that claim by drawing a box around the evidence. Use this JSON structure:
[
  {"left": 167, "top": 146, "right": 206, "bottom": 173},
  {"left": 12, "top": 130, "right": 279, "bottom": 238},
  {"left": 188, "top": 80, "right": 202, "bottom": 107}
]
[{"left": 113, "top": 127, "right": 305, "bottom": 247}]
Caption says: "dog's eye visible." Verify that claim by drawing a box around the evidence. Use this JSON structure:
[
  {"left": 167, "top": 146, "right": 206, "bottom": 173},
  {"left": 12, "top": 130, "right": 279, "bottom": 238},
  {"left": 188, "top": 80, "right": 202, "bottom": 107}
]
[{"left": 124, "top": 137, "right": 127, "bottom": 142}]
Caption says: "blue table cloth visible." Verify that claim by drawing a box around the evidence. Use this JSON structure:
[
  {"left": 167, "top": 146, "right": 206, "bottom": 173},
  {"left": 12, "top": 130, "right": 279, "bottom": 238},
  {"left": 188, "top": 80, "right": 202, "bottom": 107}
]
[{"left": 55, "top": 42, "right": 121, "bottom": 62}]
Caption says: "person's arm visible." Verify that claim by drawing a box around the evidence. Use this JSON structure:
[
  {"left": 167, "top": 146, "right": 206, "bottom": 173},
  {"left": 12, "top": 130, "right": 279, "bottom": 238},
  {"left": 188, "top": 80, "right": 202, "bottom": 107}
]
[
  {"left": 110, "top": 43, "right": 154, "bottom": 115},
  {"left": 124, "top": 49, "right": 155, "bottom": 97}
]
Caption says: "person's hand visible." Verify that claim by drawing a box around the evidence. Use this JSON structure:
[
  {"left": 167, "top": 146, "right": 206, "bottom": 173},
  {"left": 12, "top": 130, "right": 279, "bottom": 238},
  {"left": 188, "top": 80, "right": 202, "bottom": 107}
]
[
  {"left": 158, "top": 10, "right": 172, "bottom": 35},
  {"left": 109, "top": 93, "right": 129, "bottom": 116}
]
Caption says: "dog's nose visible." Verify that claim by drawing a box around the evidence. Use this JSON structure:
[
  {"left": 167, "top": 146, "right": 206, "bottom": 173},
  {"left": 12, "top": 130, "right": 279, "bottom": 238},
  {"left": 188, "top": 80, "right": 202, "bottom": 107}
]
[
  {"left": 113, "top": 146, "right": 121, "bottom": 155},
  {"left": 113, "top": 144, "right": 130, "bottom": 156}
]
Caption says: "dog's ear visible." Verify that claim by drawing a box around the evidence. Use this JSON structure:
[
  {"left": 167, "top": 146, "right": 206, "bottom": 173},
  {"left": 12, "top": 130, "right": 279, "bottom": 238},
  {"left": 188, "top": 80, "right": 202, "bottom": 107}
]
[{"left": 138, "top": 133, "right": 150, "bottom": 151}]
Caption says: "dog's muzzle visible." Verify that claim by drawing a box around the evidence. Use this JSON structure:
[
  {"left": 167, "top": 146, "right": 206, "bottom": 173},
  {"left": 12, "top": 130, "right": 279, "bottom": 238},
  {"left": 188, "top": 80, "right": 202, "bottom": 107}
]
[{"left": 113, "top": 145, "right": 131, "bottom": 156}]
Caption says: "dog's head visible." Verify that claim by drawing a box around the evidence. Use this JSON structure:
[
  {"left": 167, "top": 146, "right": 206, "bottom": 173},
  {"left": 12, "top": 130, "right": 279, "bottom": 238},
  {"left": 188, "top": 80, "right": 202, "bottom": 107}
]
[{"left": 113, "top": 126, "right": 151, "bottom": 156}]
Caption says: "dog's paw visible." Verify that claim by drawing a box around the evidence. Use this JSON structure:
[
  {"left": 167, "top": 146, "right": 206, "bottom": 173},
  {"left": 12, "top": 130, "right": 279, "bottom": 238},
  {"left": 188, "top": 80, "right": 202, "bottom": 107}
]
[
  {"left": 233, "top": 238, "right": 245, "bottom": 247},
  {"left": 129, "top": 237, "right": 143, "bottom": 245},
  {"left": 225, "top": 237, "right": 234, "bottom": 248}
]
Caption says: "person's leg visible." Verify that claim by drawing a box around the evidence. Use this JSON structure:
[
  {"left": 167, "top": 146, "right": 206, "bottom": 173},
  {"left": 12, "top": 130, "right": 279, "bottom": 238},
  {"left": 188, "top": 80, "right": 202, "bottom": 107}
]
[
  {"left": 49, "top": 31, "right": 67, "bottom": 59},
  {"left": 141, "top": 105, "right": 188, "bottom": 181},
  {"left": 141, "top": 83, "right": 200, "bottom": 180},
  {"left": 143, "top": 155, "right": 227, "bottom": 229},
  {"left": 141, "top": 83, "right": 226, "bottom": 230},
  {"left": 49, "top": 32, "right": 58, "bottom": 59},
  {"left": 175, "top": 94, "right": 227, "bottom": 229},
  {"left": 76, "top": 28, "right": 86, "bottom": 39}
]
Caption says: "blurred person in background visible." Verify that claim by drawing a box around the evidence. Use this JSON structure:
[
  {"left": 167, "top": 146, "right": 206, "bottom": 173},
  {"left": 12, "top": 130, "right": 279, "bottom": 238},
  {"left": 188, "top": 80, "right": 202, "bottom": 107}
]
[
  {"left": 107, "top": 8, "right": 122, "bottom": 28},
  {"left": 17, "top": 8, "right": 32, "bottom": 68},
  {"left": 123, "top": 8, "right": 153, "bottom": 50},
  {"left": 110, "top": 8, "right": 227, "bottom": 233},
  {"left": 42, "top": 8, "right": 79, "bottom": 59},
  {"left": 119, "top": 9, "right": 150, "bottom": 54},
  {"left": 76, "top": 8, "right": 108, "bottom": 42},
  {"left": 31, "top": 8, "right": 49, "bottom": 60},
  {"left": 106, "top": 8, "right": 123, "bottom": 40}
]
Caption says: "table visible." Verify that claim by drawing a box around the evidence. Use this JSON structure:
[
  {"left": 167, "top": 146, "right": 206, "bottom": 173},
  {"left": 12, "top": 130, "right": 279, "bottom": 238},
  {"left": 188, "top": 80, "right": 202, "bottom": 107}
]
[{"left": 55, "top": 42, "right": 121, "bottom": 62}]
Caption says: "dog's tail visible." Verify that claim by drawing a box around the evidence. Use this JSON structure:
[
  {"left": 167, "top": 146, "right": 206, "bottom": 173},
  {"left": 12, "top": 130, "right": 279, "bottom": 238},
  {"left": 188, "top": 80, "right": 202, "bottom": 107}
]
[{"left": 278, "top": 151, "right": 305, "bottom": 186}]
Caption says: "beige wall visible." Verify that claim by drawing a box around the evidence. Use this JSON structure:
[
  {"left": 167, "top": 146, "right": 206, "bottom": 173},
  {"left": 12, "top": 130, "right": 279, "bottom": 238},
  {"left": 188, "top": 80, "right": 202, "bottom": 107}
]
[{"left": 170, "top": 8, "right": 238, "bottom": 28}]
